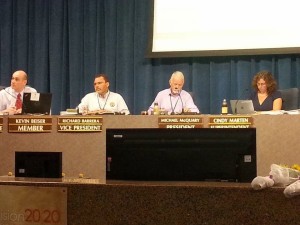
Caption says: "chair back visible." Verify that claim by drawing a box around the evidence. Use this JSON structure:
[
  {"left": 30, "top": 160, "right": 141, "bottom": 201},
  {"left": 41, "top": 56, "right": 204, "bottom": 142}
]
[{"left": 279, "top": 88, "right": 299, "bottom": 110}]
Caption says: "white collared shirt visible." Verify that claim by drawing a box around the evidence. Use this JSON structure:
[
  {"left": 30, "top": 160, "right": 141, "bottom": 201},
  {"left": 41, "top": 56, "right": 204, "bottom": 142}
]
[
  {"left": 77, "top": 91, "right": 130, "bottom": 115},
  {"left": 0, "top": 86, "right": 37, "bottom": 111}
]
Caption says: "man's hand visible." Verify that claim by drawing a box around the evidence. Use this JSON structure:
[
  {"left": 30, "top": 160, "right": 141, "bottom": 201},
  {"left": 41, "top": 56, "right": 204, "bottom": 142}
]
[{"left": 2, "top": 107, "right": 18, "bottom": 115}]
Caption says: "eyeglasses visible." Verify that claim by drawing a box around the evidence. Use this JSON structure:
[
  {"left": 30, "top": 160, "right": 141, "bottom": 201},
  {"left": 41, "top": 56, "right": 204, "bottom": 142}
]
[{"left": 257, "top": 83, "right": 266, "bottom": 86}]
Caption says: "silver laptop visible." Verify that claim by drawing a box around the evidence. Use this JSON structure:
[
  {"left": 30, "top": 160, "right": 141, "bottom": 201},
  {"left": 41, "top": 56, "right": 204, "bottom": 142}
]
[{"left": 230, "top": 100, "right": 255, "bottom": 114}]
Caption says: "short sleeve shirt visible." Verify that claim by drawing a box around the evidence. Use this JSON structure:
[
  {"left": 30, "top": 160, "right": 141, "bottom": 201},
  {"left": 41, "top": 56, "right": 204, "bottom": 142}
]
[{"left": 250, "top": 90, "right": 282, "bottom": 111}]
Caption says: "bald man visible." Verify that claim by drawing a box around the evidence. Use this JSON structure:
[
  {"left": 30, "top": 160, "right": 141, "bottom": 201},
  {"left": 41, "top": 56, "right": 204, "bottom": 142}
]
[{"left": 0, "top": 70, "right": 37, "bottom": 115}]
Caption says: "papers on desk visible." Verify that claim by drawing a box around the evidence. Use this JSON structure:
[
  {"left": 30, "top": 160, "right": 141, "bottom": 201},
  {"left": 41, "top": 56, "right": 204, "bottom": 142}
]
[
  {"left": 60, "top": 108, "right": 78, "bottom": 115},
  {"left": 259, "top": 109, "right": 300, "bottom": 115},
  {"left": 284, "top": 110, "right": 300, "bottom": 115},
  {"left": 60, "top": 111, "right": 78, "bottom": 115},
  {"left": 259, "top": 110, "right": 285, "bottom": 115}
]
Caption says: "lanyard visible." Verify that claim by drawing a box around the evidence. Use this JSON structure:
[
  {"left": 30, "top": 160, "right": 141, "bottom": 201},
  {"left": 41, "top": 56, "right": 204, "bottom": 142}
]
[
  {"left": 97, "top": 91, "right": 110, "bottom": 110},
  {"left": 169, "top": 94, "right": 180, "bottom": 114}
]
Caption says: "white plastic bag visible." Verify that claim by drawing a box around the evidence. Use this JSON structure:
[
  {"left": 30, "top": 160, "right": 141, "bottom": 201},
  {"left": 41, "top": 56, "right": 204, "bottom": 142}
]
[
  {"left": 251, "top": 176, "right": 274, "bottom": 190},
  {"left": 269, "top": 164, "right": 300, "bottom": 186}
]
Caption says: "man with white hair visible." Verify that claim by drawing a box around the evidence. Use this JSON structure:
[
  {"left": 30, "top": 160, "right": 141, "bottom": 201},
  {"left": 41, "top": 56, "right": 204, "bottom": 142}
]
[
  {"left": 0, "top": 70, "right": 36, "bottom": 115},
  {"left": 148, "top": 71, "right": 200, "bottom": 114}
]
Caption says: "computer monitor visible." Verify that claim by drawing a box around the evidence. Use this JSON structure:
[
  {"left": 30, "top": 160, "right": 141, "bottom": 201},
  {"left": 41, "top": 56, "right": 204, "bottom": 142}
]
[
  {"left": 22, "top": 92, "right": 52, "bottom": 115},
  {"left": 15, "top": 151, "right": 62, "bottom": 178}
]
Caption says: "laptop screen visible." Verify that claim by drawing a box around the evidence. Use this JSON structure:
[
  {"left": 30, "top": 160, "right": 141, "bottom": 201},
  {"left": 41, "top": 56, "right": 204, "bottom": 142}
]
[
  {"left": 230, "top": 100, "right": 255, "bottom": 114},
  {"left": 22, "top": 92, "right": 52, "bottom": 115}
]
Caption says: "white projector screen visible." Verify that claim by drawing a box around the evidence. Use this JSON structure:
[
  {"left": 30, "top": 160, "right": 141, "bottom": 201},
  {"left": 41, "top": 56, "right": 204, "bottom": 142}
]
[{"left": 148, "top": 0, "right": 300, "bottom": 57}]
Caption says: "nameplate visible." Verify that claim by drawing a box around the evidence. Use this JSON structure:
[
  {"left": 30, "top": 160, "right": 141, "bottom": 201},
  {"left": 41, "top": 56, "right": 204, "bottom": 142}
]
[
  {"left": 57, "top": 116, "right": 103, "bottom": 132},
  {"left": 0, "top": 185, "right": 67, "bottom": 225},
  {"left": 158, "top": 116, "right": 203, "bottom": 128},
  {"left": 208, "top": 116, "right": 253, "bottom": 128},
  {"left": 0, "top": 117, "right": 2, "bottom": 132},
  {"left": 8, "top": 117, "right": 52, "bottom": 133}
]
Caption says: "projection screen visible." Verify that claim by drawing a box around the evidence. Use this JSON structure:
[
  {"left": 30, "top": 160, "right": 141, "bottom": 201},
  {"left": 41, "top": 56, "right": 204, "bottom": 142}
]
[{"left": 147, "top": 0, "right": 300, "bottom": 57}]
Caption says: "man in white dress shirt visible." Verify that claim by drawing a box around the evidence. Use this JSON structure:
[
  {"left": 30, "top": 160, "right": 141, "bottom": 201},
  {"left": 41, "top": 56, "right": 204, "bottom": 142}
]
[
  {"left": 77, "top": 74, "right": 130, "bottom": 115},
  {"left": 0, "top": 70, "right": 37, "bottom": 115}
]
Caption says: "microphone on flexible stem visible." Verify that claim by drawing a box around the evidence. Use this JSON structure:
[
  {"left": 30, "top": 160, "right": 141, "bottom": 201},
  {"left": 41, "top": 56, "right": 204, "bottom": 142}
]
[
  {"left": 4, "top": 87, "right": 17, "bottom": 99},
  {"left": 169, "top": 94, "right": 175, "bottom": 115},
  {"left": 178, "top": 91, "right": 184, "bottom": 114},
  {"left": 234, "top": 88, "right": 249, "bottom": 114}
]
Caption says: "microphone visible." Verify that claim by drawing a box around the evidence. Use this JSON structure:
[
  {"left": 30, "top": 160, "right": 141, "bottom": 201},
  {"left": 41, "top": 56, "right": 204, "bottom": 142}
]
[
  {"left": 234, "top": 88, "right": 249, "bottom": 114},
  {"left": 178, "top": 91, "right": 184, "bottom": 114},
  {"left": 4, "top": 87, "right": 17, "bottom": 99},
  {"left": 169, "top": 94, "right": 175, "bottom": 115}
]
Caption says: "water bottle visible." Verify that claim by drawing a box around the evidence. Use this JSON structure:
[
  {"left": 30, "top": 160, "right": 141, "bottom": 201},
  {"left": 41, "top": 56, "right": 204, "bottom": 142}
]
[
  {"left": 221, "top": 99, "right": 228, "bottom": 115},
  {"left": 153, "top": 102, "right": 159, "bottom": 115}
]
